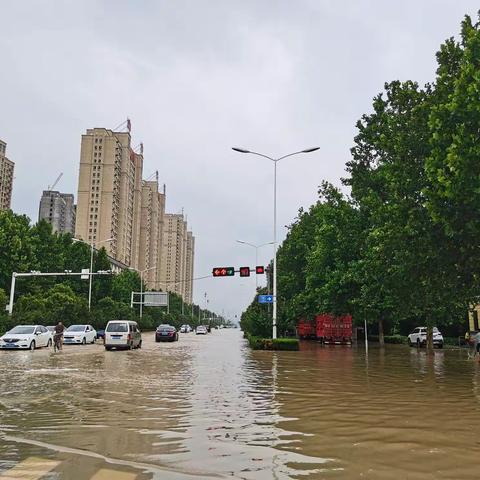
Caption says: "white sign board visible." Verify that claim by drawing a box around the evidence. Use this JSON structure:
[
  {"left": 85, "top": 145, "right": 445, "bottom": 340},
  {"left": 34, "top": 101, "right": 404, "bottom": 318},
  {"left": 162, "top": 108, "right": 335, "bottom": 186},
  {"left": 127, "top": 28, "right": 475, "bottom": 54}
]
[
  {"left": 143, "top": 292, "right": 168, "bottom": 307},
  {"left": 81, "top": 268, "right": 90, "bottom": 280}
]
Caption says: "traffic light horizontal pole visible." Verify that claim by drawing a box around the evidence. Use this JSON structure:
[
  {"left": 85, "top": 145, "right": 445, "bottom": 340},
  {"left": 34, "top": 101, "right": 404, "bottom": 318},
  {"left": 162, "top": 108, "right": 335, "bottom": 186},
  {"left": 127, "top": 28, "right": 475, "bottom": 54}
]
[
  {"left": 12, "top": 271, "right": 113, "bottom": 278},
  {"left": 212, "top": 266, "right": 265, "bottom": 277}
]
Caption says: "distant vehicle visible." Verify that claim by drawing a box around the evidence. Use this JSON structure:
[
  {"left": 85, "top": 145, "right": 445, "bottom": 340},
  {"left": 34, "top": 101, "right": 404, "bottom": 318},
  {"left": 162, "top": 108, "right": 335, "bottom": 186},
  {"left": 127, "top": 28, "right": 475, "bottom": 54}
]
[
  {"left": 316, "top": 314, "right": 352, "bottom": 345},
  {"left": 297, "top": 318, "right": 316, "bottom": 339},
  {"left": 63, "top": 324, "right": 96, "bottom": 345},
  {"left": 0, "top": 325, "right": 52, "bottom": 350},
  {"left": 408, "top": 327, "right": 444, "bottom": 348},
  {"left": 196, "top": 325, "right": 207, "bottom": 335},
  {"left": 155, "top": 324, "right": 179, "bottom": 342},
  {"left": 104, "top": 320, "right": 142, "bottom": 351},
  {"left": 180, "top": 324, "right": 192, "bottom": 333},
  {"left": 96, "top": 329, "right": 105, "bottom": 340}
]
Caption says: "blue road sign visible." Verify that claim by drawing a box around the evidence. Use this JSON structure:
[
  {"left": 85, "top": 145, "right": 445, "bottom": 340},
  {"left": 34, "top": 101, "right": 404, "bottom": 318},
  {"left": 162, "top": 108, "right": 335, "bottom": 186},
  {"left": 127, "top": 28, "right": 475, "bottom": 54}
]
[{"left": 258, "top": 295, "right": 273, "bottom": 304}]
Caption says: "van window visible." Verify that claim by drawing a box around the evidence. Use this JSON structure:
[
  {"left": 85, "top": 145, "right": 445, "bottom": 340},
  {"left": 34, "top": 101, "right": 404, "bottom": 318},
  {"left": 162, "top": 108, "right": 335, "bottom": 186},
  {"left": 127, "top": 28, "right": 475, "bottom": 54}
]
[{"left": 106, "top": 323, "right": 128, "bottom": 333}]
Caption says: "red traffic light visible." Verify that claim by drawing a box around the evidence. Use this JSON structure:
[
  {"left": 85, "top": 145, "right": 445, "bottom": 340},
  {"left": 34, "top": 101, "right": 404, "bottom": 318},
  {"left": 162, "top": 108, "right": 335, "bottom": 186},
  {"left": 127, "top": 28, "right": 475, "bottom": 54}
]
[
  {"left": 213, "top": 267, "right": 235, "bottom": 277},
  {"left": 255, "top": 266, "right": 265, "bottom": 274},
  {"left": 239, "top": 267, "right": 250, "bottom": 277}
]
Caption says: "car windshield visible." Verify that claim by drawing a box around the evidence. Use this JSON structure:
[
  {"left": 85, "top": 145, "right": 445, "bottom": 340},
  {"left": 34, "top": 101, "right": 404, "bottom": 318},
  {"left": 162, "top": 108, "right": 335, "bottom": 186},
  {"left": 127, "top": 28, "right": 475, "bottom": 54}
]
[
  {"left": 67, "top": 325, "right": 85, "bottom": 332},
  {"left": 157, "top": 325, "right": 173, "bottom": 331},
  {"left": 106, "top": 323, "right": 128, "bottom": 332},
  {"left": 8, "top": 326, "right": 35, "bottom": 335}
]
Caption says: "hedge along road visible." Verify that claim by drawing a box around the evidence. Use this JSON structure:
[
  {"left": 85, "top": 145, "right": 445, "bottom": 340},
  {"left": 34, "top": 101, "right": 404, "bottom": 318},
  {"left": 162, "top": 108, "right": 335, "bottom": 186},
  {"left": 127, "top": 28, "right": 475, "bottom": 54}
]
[{"left": 0, "top": 330, "right": 479, "bottom": 479}]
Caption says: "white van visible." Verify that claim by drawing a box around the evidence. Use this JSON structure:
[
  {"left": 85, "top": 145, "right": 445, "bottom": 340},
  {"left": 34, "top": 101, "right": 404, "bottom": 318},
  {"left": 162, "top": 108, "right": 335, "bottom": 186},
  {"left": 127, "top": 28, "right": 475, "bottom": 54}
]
[{"left": 104, "top": 320, "right": 142, "bottom": 351}]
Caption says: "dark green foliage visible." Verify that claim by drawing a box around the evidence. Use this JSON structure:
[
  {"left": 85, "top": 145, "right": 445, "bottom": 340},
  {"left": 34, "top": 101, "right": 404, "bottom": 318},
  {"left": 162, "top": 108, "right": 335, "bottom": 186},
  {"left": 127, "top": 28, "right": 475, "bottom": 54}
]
[
  {"left": 240, "top": 288, "right": 273, "bottom": 337},
  {"left": 245, "top": 334, "right": 299, "bottom": 351},
  {"left": 241, "top": 15, "right": 480, "bottom": 348},
  {"left": 0, "top": 210, "right": 223, "bottom": 334}
]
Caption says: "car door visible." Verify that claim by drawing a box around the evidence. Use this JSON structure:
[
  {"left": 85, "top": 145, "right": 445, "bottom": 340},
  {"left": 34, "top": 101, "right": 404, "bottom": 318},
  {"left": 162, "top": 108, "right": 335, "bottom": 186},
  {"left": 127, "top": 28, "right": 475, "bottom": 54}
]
[
  {"left": 34, "top": 327, "right": 42, "bottom": 346},
  {"left": 410, "top": 328, "right": 419, "bottom": 343},
  {"left": 89, "top": 326, "right": 96, "bottom": 342},
  {"left": 37, "top": 326, "right": 47, "bottom": 347},
  {"left": 419, "top": 328, "right": 427, "bottom": 343},
  {"left": 85, "top": 325, "right": 92, "bottom": 343}
]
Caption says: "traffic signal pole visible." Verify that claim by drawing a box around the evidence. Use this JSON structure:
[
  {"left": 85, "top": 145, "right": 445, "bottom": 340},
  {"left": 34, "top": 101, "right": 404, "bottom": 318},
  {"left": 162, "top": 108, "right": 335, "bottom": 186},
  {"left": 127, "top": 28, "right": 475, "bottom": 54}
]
[
  {"left": 232, "top": 147, "right": 320, "bottom": 340},
  {"left": 272, "top": 160, "right": 278, "bottom": 339}
]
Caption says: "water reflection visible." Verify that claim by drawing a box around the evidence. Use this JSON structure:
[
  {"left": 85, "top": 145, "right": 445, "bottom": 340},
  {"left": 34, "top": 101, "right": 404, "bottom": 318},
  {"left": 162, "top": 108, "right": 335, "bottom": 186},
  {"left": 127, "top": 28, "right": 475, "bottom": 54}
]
[{"left": 1, "top": 332, "right": 480, "bottom": 479}]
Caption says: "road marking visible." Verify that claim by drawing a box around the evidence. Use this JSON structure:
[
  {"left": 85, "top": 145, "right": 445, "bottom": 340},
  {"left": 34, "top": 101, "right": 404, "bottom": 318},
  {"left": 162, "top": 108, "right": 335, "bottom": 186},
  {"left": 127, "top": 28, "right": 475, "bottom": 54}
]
[
  {"left": 90, "top": 470, "right": 138, "bottom": 480},
  {"left": 0, "top": 457, "right": 60, "bottom": 479}
]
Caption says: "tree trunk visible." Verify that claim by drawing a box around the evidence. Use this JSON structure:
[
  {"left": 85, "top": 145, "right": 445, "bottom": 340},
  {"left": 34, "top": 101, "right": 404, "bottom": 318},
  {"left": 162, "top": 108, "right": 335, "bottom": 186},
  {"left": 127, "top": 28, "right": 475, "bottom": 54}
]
[
  {"left": 426, "top": 325, "right": 434, "bottom": 353},
  {"left": 378, "top": 318, "right": 385, "bottom": 347}
]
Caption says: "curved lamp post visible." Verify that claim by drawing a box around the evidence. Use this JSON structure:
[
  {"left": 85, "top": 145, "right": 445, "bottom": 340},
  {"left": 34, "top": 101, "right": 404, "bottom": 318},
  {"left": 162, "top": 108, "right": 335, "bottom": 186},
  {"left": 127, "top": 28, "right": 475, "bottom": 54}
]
[{"left": 232, "top": 147, "right": 320, "bottom": 339}]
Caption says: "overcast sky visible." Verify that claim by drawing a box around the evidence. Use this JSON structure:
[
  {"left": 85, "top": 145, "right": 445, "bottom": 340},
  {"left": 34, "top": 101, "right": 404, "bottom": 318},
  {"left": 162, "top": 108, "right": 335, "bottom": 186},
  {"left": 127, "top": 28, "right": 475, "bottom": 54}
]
[{"left": 1, "top": 1, "right": 478, "bottom": 321}]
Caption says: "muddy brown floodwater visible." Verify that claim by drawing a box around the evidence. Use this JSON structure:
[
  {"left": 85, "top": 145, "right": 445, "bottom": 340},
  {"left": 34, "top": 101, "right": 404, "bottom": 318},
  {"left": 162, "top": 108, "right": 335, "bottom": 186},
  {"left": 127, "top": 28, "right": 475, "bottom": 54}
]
[{"left": 1, "top": 329, "right": 480, "bottom": 479}]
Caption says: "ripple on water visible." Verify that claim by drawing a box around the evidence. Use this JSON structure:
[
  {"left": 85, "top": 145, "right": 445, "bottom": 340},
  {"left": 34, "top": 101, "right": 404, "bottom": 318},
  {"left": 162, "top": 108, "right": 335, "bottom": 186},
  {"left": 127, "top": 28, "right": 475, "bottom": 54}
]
[{"left": 2, "top": 333, "right": 480, "bottom": 479}]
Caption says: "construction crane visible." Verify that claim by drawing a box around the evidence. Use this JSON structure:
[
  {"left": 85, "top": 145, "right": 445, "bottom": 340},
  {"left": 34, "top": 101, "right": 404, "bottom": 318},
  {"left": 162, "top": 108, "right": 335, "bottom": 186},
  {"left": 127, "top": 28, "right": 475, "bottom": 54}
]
[{"left": 48, "top": 172, "right": 63, "bottom": 191}]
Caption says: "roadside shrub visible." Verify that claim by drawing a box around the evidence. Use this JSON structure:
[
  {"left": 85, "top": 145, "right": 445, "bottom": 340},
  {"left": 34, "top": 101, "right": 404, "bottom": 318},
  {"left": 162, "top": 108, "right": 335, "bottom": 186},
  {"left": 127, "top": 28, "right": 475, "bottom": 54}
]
[
  {"left": 443, "top": 336, "right": 461, "bottom": 346},
  {"left": 369, "top": 335, "right": 406, "bottom": 344},
  {"left": 246, "top": 334, "right": 299, "bottom": 351},
  {"left": 272, "top": 338, "right": 300, "bottom": 351},
  {"left": 384, "top": 335, "right": 406, "bottom": 344}
]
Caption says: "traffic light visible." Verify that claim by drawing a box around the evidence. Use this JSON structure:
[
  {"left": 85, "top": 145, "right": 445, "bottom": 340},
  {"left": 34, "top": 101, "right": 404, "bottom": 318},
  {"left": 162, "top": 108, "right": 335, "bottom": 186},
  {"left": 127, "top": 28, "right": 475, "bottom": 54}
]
[
  {"left": 255, "top": 266, "right": 265, "bottom": 274},
  {"left": 212, "top": 267, "right": 235, "bottom": 277},
  {"left": 239, "top": 267, "right": 250, "bottom": 277}
]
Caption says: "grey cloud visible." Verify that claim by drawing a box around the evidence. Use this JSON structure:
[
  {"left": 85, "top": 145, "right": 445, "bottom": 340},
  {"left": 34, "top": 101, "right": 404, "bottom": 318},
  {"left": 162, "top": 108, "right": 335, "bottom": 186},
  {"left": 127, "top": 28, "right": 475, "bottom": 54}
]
[{"left": 1, "top": 0, "right": 478, "bottom": 320}]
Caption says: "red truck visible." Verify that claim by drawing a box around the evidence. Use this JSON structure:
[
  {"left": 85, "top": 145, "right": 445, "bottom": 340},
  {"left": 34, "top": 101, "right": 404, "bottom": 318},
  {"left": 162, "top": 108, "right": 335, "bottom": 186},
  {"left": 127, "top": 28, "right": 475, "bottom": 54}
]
[
  {"left": 316, "top": 314, "right": 352, "bottom": 345},
  {"left": 296, "top": 318, "right": 316, "bottom": 339}
]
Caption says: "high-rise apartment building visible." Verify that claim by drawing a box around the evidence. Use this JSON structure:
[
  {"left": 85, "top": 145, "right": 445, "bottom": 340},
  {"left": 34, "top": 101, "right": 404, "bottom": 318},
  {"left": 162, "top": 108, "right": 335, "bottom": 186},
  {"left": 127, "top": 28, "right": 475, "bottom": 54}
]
[
  {"left": 184, "top": 231, "right": 195, "bottom": 303},
  {"left": 159, "top": 213, "right": 195, "bottom": 301},
  {"left": 138, "top": 179, "right": 166, "bottom": 289},
  {"left": 38, "top": 191, "right": 76, "bottom": 234},
  {"left": 75, "top": 125, "right": 194, "bottom": 302},
  {"left": 0, "top": 139, "right": 14, "bottom": 210},
  {"left": 75, "top": 128, "right": 142, "bottom": 263}
]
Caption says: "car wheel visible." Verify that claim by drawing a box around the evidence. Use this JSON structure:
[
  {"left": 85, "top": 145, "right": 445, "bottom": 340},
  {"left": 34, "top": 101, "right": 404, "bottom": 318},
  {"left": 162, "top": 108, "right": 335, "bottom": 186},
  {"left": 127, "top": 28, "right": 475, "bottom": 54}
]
[
  {"left": 91, "top": 337, "right": 95, "bottom": 344},
  {"left": 105, "top": 346, "right": 111, "bottom": 351},
  {"left": 47, "top": 338, "right": 52, "bottom": 348},
  {"left": 416, "top": 339, "right": 421, "bottom": 348},
  {"left": 82, "top": 337, "right": 86, "bottom": 345},
  {"left": 29, "top": 340, "right": 36, "bottom": 351},
  {"left": 138, "top": 340, "right": 142, "bottom": 349}
]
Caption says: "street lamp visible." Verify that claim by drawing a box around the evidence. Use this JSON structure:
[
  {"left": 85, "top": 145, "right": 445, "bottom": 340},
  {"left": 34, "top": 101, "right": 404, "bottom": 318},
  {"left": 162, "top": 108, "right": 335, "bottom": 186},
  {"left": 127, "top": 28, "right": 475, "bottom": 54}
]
[
  {"left": 88, "top": 238, "right": 113, "bottom": 311},
  {"left": 140, "top": 266, "right": 157, "bottom": 318},
  {"left": 232, "top": 146, "right": 320, "bottom": 339},
  {"left": 236, "top": 240, "right": 274, "bottom": 289}
]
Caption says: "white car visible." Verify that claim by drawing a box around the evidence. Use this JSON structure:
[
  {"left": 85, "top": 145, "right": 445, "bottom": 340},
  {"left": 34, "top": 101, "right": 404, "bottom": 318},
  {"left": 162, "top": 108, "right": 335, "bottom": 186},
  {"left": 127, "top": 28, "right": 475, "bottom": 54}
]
[
  {"left": 408, "top": 326, "right": 444, "bottom": 348},
  {"left": 63, "top": 324, "right": 97, "bottom": 345},
  {"left": 0, "top": 325, "right": 52, "bottom": 350},
  {"left": 196, "top": 325, "right": 207, "bottom": 335},
  {"left": 180, "top": 324, "right": 192, "bottom": 333}
]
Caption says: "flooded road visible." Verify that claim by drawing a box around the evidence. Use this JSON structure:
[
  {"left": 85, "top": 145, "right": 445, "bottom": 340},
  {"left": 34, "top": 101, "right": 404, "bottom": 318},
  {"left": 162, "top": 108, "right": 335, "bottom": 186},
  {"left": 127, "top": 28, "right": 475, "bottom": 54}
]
[{"left": 1, "top": 330, "right": 480, "bottom": 479}]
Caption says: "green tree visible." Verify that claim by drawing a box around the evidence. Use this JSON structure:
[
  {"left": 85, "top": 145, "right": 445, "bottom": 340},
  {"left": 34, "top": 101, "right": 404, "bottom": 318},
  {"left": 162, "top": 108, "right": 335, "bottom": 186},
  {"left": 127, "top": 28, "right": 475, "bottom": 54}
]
[
  {"left": 426, "top": 14, "right": 480, "bottom": 306},
  {"left": 111, "top": 270, "right": 141, "bottom": 304},
  {"left": 0, "top": 210, "right": 34, "bottom": 292},
  {"left": 240, "top": 287, "right": 273, "bottom": 337}
]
